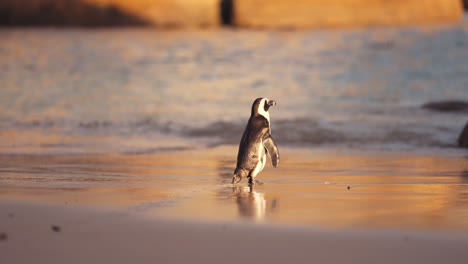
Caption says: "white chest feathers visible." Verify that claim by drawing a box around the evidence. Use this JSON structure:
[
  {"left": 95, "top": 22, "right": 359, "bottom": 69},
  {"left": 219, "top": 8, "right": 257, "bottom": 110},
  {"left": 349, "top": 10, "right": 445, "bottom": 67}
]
[{"left": 251, "top": 145, "right": 266, "bottom": 179}]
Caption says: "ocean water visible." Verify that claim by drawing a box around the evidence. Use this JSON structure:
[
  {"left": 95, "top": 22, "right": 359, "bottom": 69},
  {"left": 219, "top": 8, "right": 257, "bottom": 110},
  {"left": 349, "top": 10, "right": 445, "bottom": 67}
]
[{"left": 1, "top": 21, "right": 467, "bottom": 155}]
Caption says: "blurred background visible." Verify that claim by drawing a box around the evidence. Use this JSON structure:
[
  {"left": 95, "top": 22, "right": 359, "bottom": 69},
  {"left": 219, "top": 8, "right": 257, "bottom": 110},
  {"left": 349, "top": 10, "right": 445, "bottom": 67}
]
[
  {"left": 0, "top": 0, "right": 467, "bottom": 155},
  {"left": 0, "top": 0, "right": 466, "bottom": 27}
]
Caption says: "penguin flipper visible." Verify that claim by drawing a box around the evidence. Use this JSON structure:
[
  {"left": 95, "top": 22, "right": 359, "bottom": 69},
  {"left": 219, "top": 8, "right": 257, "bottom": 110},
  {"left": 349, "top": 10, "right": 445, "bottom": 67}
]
[{"left": 263, "top": 135, "right": 279, "bottom": 167}]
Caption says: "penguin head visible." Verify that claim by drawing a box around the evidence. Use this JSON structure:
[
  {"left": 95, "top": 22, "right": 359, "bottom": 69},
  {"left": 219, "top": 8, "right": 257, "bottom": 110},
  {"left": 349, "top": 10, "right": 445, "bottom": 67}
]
[{"left": 251, "top": 97, "right": 276, "bottom": 120}]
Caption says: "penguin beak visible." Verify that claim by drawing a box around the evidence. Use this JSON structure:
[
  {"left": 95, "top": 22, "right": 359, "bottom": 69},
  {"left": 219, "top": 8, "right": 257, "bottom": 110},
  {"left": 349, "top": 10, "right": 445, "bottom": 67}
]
[{"left": 264, "top": 100, "right": 276, "bottom": 112}]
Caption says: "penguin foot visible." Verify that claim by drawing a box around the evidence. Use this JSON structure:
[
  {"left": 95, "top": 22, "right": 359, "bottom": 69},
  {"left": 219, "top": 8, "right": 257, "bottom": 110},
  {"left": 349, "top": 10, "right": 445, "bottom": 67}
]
[
  {"left": 248, "top": 177, "right": 263, "bottom": 186},
  {"left": 249, "top": 178, "right": 263, "bottom": 187},
  {"left": 232, "top": 175, "right": 241, "bottom": 184}
]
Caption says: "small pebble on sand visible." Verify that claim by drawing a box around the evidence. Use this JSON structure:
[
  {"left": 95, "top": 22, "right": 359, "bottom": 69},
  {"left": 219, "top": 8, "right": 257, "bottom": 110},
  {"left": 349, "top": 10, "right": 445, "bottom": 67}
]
[
  {"left": 0, "top": 233, "right": 7, "bottom": 241},
  {"left": 51, "top": 225, "right": 61, "bottom": 232}
]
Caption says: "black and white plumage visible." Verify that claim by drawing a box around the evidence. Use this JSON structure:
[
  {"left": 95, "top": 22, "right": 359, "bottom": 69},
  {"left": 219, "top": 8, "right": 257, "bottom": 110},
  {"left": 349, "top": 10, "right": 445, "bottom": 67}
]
[{"left": 232, "top": 98, "right": 279, "bottom": 185}]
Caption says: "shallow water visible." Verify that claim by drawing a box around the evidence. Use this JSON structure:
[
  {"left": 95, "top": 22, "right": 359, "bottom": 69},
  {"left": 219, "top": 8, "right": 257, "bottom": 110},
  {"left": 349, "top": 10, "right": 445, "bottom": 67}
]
[
  {"left": 1, "top": 22, "right": 468, "bottom": 230},
  {"left": 1, "top": 22, "right": 468, "bottom": 154}
]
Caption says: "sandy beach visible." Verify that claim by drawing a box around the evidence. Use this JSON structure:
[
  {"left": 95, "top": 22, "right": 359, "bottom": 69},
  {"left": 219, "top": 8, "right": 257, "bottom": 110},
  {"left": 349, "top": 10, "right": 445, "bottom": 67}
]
[
  {"left": 1, "top": 199, "right": 468, "bottom": 264},
  {"left": 1, "top": 146, "right": 468, "bottom": 230}
]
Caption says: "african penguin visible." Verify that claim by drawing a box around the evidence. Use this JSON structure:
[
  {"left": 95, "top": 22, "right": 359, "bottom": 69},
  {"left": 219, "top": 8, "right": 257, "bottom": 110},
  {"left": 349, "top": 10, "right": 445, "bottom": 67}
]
[{"left": 232, "top": 98, "right": 279, "bottom": 185}]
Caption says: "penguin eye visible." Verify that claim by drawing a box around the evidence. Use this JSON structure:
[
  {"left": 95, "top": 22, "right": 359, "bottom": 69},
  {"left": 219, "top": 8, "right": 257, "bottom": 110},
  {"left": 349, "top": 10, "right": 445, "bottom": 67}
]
[{"left": 263, "top": 101, "right": 270, "bottom": 112}]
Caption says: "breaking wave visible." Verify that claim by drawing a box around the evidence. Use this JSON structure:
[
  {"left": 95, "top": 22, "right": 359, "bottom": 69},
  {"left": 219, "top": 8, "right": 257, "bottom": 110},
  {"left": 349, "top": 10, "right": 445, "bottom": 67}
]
[{"left": 1, "top": 115, "right": 460, "bottom": 153}]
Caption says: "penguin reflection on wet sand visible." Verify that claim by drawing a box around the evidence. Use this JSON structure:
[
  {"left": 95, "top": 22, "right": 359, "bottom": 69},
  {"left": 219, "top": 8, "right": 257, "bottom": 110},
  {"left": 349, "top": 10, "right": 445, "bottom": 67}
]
[
  {"left": 232, "top": 186, "right": 278, "bottom": 221},
  {"left": 232, "top": 98, "right": 279, "bottom": 185}
]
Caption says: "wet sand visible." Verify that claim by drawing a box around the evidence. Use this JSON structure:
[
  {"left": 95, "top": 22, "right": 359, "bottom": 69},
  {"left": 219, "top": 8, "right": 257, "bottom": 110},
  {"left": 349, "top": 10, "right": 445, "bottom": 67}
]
[
  {"left": 1, "top": 146, "right": 467, "bottom": 230},
  {"left": 1, "top": 146, "right": 468, "bottom": 263},
  {"left": 1, "top": 200, "right": 468, "bottom": 264}
]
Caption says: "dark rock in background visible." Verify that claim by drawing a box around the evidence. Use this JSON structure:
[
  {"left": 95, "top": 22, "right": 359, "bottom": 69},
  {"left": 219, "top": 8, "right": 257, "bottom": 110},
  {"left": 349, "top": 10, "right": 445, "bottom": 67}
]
[
  {"left": 422, "top": 101, "right": 468, "bottom": 113},
  {"left": 459, "top": 121, "right": 468, "bottom": 148},
  {"left": 0, "top": 0, "right": 149, "bottom": 27}
]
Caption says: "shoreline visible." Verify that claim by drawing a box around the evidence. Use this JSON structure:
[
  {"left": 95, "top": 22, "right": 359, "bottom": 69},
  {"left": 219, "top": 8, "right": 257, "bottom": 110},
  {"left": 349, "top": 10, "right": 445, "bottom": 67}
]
[
  {"left": 1, "top": 200, "right": 468, "bottom": 264},
  {"left": 1, "top": 146, "right": 467, "bottom": 231}
]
